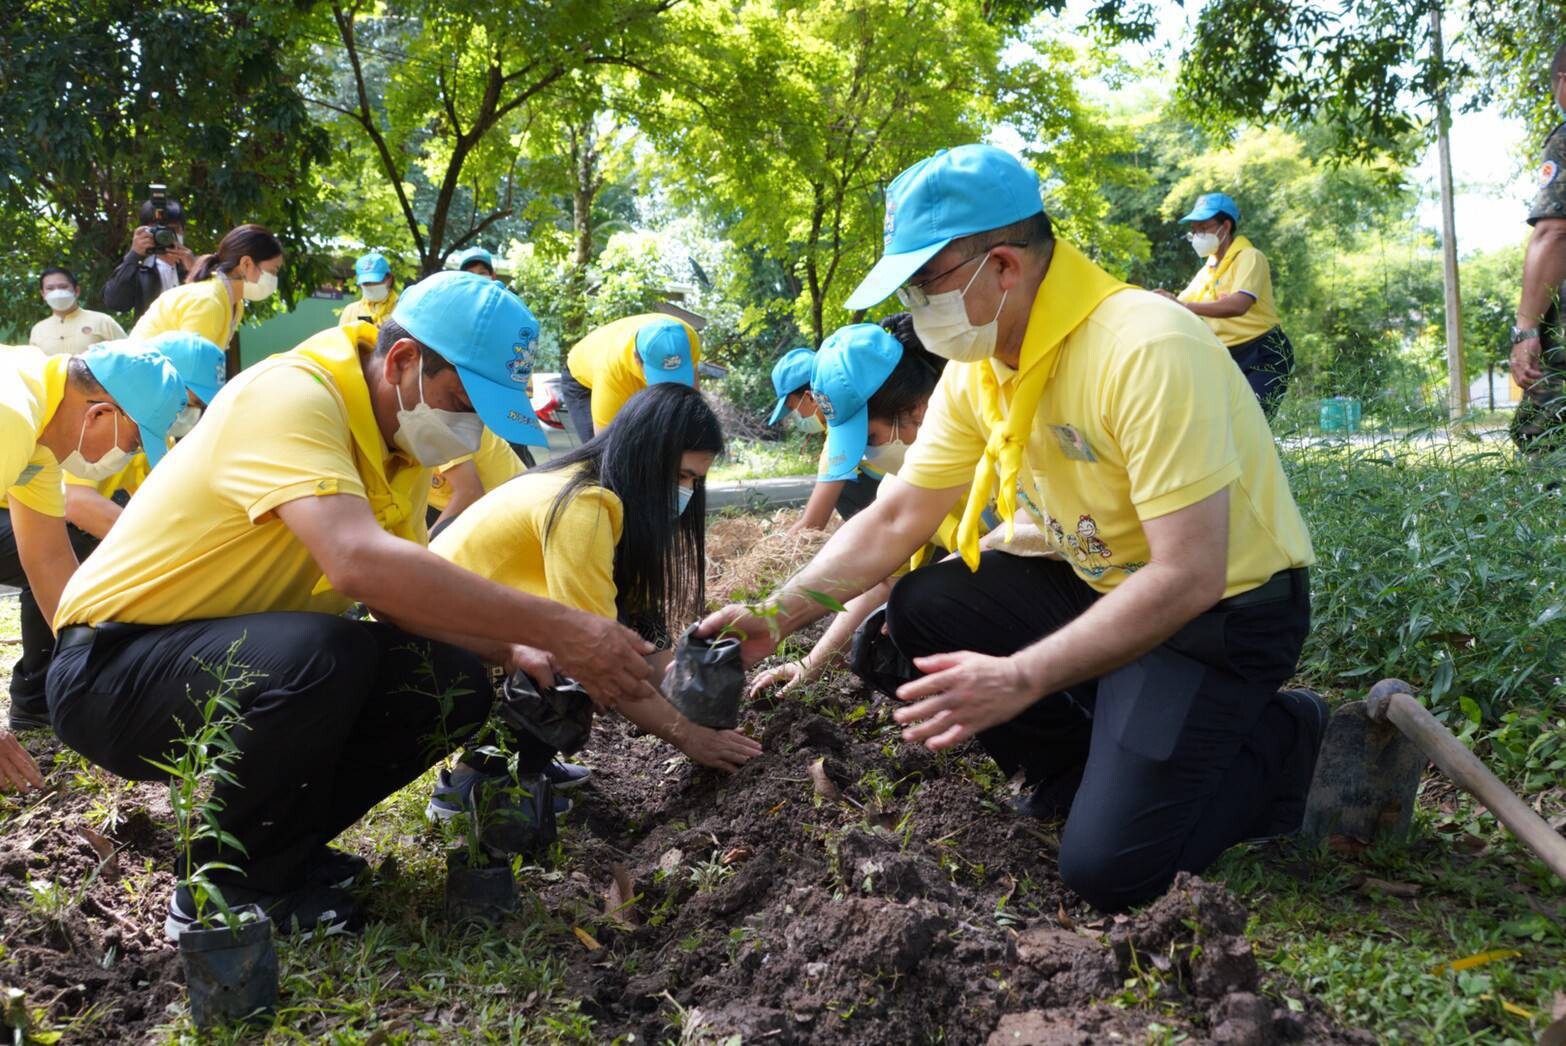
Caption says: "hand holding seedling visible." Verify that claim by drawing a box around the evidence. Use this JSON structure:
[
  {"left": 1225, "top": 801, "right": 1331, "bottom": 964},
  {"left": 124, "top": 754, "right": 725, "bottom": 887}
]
[
  {"left": 696, "top": 605, "right": 783, "bottom": 669},
  {"left": 892, "top": 651, "right": 1039, "bottom": 751},
  {"left": 549, "top": 611, "right": 661, "bottom": 709},
  {"left": 0, "top": 731, "right": 44, "bottom": 793}
]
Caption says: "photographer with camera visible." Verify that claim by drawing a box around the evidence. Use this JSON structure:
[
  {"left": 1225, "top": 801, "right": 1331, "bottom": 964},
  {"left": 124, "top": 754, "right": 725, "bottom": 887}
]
[
  {"left": 130, "top": 224, "right": 282, "bottom": 352},
  {"left": 102, "top": 187, "right": 198, "bottom": 320}
]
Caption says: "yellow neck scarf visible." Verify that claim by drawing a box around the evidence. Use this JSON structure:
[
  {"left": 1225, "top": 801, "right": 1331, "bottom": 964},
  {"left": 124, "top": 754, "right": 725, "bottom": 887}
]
[
  {"left": 1193, "top": 235, "right": 1254, "bottom": 302},
  {"left": 953, "top": 240, "right": 1130, "bottom": 570}
]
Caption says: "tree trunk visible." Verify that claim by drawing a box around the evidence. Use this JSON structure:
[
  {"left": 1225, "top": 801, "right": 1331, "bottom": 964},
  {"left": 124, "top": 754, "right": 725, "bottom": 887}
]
[{"left": 564, "top": 122, "right": 600, "bottom": 344}]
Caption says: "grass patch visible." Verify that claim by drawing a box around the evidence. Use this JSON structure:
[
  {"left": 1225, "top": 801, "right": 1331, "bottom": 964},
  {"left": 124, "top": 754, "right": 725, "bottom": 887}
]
[{"left": 709, "top": 432, "right": 818, "bottom": 481}]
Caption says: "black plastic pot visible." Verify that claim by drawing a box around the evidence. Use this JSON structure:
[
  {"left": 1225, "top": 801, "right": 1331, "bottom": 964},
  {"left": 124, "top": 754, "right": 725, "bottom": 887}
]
[
  {"left": 178, "top": 906, "right": 278, "bottom": 1028},
  {"left": 663, "top": 625, "right": 745, "bottom": 729},
  {"left": 445, "top": 850, "right": 518, "bottom": 924}
]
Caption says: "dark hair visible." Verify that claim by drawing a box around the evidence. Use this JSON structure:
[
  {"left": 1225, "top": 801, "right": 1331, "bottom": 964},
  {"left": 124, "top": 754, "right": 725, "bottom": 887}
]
[
  {"left": 139, "top": 198, "right": 185, "bottom": 225},
  {"left": 460, "top": 260, "right": 494, "bottom": 276},
  {"left": 67, "top": 356, "right": 107, "bottom": 395},
  {"left": 949, "top": 211, "right": 1055, "bottom": 259},
  {"left": 868, "top": 312, "right": 943, "bottom": 420},
  {"left": 1552, "top": 41, "right": 1566, "bottom": 83},
  {"left": 373, "top": 320, "right": 454, "bottom": 376},
  {"left": 39, "top": 267, "right": 78, "bottom": 290},
  {"left": 539, "top": 384, "right": 724, "bottom": 633},
  {"left": 190, "top": 223, "right": 283, "bottom": 283},
  {"left": 1214, "top": 212, "right": 1238, "bottom": 236}
]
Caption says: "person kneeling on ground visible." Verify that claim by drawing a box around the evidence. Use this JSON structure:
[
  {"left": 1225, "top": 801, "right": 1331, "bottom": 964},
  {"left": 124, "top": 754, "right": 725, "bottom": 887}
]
[
  {"left": 559, "top": 314, "right": 701, "bottom": 442},
  {"left": 427, "top": 382, "right": 761, "bottom": 819},
  {"left": 47, "top": 272, "right": 661, "bottom": 940},
  {"left": 702, "top": 144, "right": 1324, "bottom": 914}
]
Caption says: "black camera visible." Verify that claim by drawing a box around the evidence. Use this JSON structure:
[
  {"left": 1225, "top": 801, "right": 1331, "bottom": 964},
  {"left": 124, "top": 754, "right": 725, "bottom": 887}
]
[{"left": 147, "top": 184, "right": 178, "bottom": 254}]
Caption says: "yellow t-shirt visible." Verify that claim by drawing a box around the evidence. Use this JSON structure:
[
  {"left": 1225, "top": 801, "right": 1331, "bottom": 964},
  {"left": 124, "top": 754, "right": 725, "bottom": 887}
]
[
  {"left": 1177, "top": 239, "right": 1281, "bottom": 347},
  {"left": 0, "top": 349, "right": 68, "bottom": 518},
  {"left": 29, "top": 308, "right": 127, "bottom": 356},
  {"left": 565, "top": 314, "right": 701, "bottom": 431},
  {"left": 900, "top": 286, "right": 1312, "bottom": 598},
  {"left": 430, "top": 466, "right": 622, "bottom": 620},
  {"left": 428, "top": 428, "right": 526, "bottom": 512},
  {"left": 55, "top": 323, "right": 432, "bottom": 628},
  {"left": 338, "top": 289, "right": 399, "bottom": 329},
  {"left": 129, "top": 278, "right": 241, "bottom": 349}
]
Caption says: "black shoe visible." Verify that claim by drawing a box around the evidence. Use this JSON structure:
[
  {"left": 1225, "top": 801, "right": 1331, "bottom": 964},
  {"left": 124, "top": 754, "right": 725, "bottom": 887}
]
[
  {"left": 6, "top": 704, "right": 50, "bottom": 733},
  {"left": 543, "top": 760, "right": 591, "bottom": 791},
  {"left": 1244, "top": 687, "right": 1329, "bottom": 842},
  {"left": 1009, "top": 763, "right": 1086, "bottom": 822},
  {"left": 165, "top": 882, "right": 361, "bottom": 942},
  {"left": 306, "top": 847, "right": 369, "bottom": 889}
]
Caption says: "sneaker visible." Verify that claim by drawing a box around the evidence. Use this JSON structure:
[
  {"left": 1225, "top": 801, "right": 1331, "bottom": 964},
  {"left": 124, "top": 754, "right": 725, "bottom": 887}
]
[
  {"left": 1009, "top": 763, "right": 1086, "bottom": 823},
  {"left": 543, "top": 760, "right": 591, "bottom": 791},
  {"left": 6, "top": 704, "right": 50, "bottom": 733},
  {"left": 426, "top": 767, "right": 571, "bottom": 821},
  {"left": 1244, "top": 687, "right": 1329, "bottom": 842},
  {"left": 164, "top": 882, "right": 360, "bottom": 942},
  {"left": 306, "top": 847, "right": 369, "bottom": 889}
]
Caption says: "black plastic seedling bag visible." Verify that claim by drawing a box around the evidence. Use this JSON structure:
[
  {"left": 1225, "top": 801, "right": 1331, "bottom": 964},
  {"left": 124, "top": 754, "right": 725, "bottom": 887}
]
[
  {"left": 663, "top": 625, "right": 745, "bottom": 729},
  {"left": 498, "top": 672, "right": 593, "bottom": 755},
  {"left": 850, "top": 603, "right": 916, "bottom": 699}
]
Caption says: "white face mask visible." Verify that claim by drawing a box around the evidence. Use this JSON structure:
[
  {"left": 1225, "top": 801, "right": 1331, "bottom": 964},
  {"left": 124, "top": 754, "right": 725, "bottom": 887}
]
[
  {"left": 242, "top": 268, "right": 278, "bottom": 302},
  {"left": 61, "top": 407, "right": 134, "bottom": 481},
  {"left": 167, "top": 404, "right": 202, "bottom": 439},
  {"left": 393, "top": 364, "right": 484, "bottom": 465},
  {"left": 1189, "top": 232, "right": 1221, "bottom": 258},
  {"left": 908, "top": 251, "right": 1007, "bottom": 364},
  {"left": 863, "top": 425, "right": 909, "bottom": 473},
  {"left": 362, "top": 282, "right": 390, "bottom": 303},
  {"left": 44, "top": 289, "right": 77, "bottom": 313},
  {"left": 792, "top": 409, "right": 824, "bottom": 434}
]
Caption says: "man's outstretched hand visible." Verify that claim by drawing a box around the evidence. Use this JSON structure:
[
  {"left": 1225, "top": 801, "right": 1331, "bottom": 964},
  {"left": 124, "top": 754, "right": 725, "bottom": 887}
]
[
  {"left": 892, "top": 650, "right": 1040, "bottom": 751},
  {"left": 696, "top": 605, "right": 782, "bottom": 669},
  {"left": 0, "top": 730, "right": 44, "bottom": 794}
]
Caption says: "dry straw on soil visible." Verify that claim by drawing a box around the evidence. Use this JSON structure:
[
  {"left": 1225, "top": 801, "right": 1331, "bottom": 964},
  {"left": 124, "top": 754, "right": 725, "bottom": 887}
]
[{"left": 706, "top": 509, "right": 835, "bottom": 605}]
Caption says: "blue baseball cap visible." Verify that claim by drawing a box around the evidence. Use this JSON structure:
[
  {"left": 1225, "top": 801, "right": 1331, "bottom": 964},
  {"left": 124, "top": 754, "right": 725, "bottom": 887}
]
[
  {"left": 812, "top": 324, "right": 902, "bottom": 481},
  {"left": 142, "top": 331, "right": 226, "bottom": 406},
  {"left": 845, "top": 144, "right": 1044, "bottom": 311},
  {"left": 452, "top": 246, "right": 495, "bottom": 273},
  {"left": 767, "top": 347, "right": 816, "bottom": 425},
  {"left": 1179, "top": 193, "right": 1240, "bottom": 224},
  {"left": 636, "top": 318, "right": 696, "bottom": 387},
  {"left": 81, "top": 343, "right": 186, "bottom": 467},
  {"left": 354, "top": 252, "right": 391, "bottom": 284},
  {"left": 391, "top": 271, "right": 548, "bottom": 447}
]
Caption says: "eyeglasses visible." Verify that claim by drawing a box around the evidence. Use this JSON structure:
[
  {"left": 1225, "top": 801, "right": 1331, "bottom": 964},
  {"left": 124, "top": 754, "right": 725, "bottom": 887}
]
[{"left": 896, "top": 241, "right": 1027, "bottom": 308}]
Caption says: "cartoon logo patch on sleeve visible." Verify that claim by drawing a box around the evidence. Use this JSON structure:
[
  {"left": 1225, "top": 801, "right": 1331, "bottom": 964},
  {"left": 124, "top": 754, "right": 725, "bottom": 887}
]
[{"left": 1542, "top": 160, "right": 1558, "bottom": 187}]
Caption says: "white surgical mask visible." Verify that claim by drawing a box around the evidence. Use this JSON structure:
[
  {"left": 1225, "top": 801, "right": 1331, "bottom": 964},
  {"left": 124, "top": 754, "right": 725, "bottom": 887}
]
[
  {"left": 792, "top": 409, "right": 825, "bottom": 434},
  {"left": 242, "top": 268, "right": 278, "bottom": 302},
  {"left": 167, "top": 404, "right": 202, "bottom": 439},
  {"left": 1189, "top": 232, "right": 1221, "bottom": 258},
  {"left": 908, "top": 251, "right": 1006, "bottom": 364},
  {"left": 61, "top": 407, "right": 134, "bottom": 481},
  {"left": 362, "top": 282, "right": 390, "bottom": 303},
  {"left": 393, "top": 365, "right": 484, "bottom": 465},
  {"left": 677, "top": 484, "right": 694, "bottom": 516},
  {"left": 44, "top": 289, "right": 77, "bottom": 313}
]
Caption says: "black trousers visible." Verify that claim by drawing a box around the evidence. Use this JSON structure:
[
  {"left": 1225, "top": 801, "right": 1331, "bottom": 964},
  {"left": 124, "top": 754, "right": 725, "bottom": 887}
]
[
  {"left": 0, "top": 507, "right": 105, "bottom": 722},
  {"left": 1229, "top": 326, "right": 1295, "bottom": 420},
  {"left": 834, "top": 470, "right": 882, "bottom": 522},
  {"left": 886, "top": 553, "right": 1310, "bottom": 912},
  {"left": 557, "top": 360, "right": 597, "bottom": 445},
  {"left": 47, "top": 613, "right": 491, "bottom": 894}
]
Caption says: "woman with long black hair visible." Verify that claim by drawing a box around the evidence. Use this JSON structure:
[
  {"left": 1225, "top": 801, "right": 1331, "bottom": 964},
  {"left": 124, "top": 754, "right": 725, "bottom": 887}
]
[
  {"left": 426, "top": 383, "right": 761, "bottom": 818},
  {"left": 130, "top": 224, "right": 283, "bottom": 352}
]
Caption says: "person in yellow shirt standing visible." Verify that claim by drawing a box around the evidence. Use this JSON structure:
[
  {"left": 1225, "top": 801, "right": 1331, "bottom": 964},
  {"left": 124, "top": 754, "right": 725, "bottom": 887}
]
[
  {"left": 29, "top": 268, "right": 125, "bottom": 356},
  {"left": 339, "top": 252, "right": 399, "bottom": 328},
  {"left": 702, "top": 145, "right": 1322, "bottom": 914},
  {"left": 560, "top": 314, "right": 699, "bottom": 442},
  {"left": 46, "top": 272, "right": 660, "bottom": 940},
  {"left": 1, "top": 344, "right": 184, "bottom": 733},
  {"left": 1158, "top": 193, "right": 1294, "bottom": 419},
  {"left": 130, "top": 224, "right": 284, "bottom": 352}
]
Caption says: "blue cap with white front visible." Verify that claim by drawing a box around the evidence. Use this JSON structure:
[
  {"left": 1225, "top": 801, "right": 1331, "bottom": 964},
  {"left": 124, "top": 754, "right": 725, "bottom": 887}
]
[
  {"left": 636, "top": 318, "right": 696, "bottom": 387},
  {"left": 844, "top": 144, "right": 1044, "bottom": 311},
  {"left": 354, "top": 252, "right": 391, "bottom": 284},
  {"left": 812, "top": 324, "right": 902, "bottom": 481},
  {"left": 767, "top": 347, "right": 816, "bottom": 425},
  {"left": 452, "top": 246, "right": 495, "bottom": 273},
  {"left": 1179, "top": 193, "right": 1241, "bottom": 224},
  {"left": 81, "top": 343, "right": 186, "bottom": 467},
  {"left": 142, "top": 331, "right": 226, "bottom": 406},
  {"left": 391, "top": 271, "right": 549, "bottom": 447}
]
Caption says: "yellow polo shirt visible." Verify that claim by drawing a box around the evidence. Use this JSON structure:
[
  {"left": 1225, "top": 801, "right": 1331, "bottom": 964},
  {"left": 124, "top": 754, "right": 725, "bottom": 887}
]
[
  {"left": 428, "top": 428, "right": 526, "bottom": 512},
  {"left": 338, "top": 289, "right": 399, "bottom": 329},
  {"left": 565, "top": 314, "right": 701, "bottom": 431},
  {"left": 0, "top": 349, "right": 68, "bottom": 518},
  {"left": 1177, "top": 239, "right": 1281, "bottom": 347},
  {"left": 55, "top": 323, "right": 432, "bottom": 628},
  {"left": 29, "top": 308, "right": 126, "bottom": 356},
  {"left": 901, "top": 255, "right": 1312, "bottom": 598},
  {"left": 430, "top": 466, "right": 621, "bottom": 620},
  {"left": 129, "top": 278, "right": 240, "bottom": 349}
]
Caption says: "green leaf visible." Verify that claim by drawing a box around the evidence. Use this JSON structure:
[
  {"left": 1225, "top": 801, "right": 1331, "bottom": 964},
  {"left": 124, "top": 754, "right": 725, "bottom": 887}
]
[{"left": 800, "top": 588, "right": 848, "bottom": 614}]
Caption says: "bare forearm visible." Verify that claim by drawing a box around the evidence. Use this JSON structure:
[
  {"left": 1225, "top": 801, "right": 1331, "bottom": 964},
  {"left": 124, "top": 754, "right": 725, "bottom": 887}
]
[
  {"left": 793, "top": 481, "right": 843, "bottom": 532},
  {"left": 1518, "top": 221, "right": 1566, "bottom": 326},
  {"left": 802, "top": 582, "right": 891, "bottom": 672},
  {"left": 64, "top": 489, "right": 122, "bottom": 541},
  {"left": 1183, "top": 293, "right": 1253, "bottom": 319},
  {"left": 616, "top": 690, "right": 689, "bottom": 743}
]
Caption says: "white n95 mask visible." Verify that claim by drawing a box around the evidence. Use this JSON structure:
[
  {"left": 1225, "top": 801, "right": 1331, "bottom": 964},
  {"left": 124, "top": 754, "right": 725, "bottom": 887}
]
[
  {"left": 362, "top": 283, "right": 390, "bottom": 303},
  {"left": 908, "top": 251, "right": 1007, "bottom": 364},
  {"left": 243, "top": 269, "right": 278, "bottom": 302},
  {"left": 393, "top": 365, "right": 483, "bottom": 465},
  {"left": 44, "top": 289, "right": 77, "bottom": 312},
  {"left": 1189, "top": 232, "right": 1221, "bottom": 258}
]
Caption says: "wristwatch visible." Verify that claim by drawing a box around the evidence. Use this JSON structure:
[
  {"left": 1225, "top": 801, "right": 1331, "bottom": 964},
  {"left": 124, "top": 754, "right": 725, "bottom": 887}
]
[{"left": 1511, "top": 325, "right": 1541, "bottom": 345}]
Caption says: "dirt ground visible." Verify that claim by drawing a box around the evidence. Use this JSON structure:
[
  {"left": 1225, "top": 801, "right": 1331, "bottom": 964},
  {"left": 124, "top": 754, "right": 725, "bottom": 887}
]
[{"left": 0, "top": 517, "right": 1371, "bottom": 1042}]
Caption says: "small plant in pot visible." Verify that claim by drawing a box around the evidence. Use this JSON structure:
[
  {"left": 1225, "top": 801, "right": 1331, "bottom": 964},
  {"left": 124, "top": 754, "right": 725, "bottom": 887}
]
[{"left": 145, "top": 640, "right": 278, "bottom": 1030}]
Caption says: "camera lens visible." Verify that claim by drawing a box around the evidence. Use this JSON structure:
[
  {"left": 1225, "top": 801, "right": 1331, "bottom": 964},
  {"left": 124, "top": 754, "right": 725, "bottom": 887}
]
[{"left": 153, "top": 227, "right": 176, "bottom": 248}]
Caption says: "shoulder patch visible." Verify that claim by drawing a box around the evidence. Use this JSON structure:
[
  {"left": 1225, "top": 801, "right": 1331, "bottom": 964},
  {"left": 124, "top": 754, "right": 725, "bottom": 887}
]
[{"left": 1542, "top": 160, "right": 1558, "bottom": 188}]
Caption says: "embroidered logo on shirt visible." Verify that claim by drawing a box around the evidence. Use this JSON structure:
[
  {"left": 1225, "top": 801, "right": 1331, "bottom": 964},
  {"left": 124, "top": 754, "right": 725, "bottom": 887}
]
[
  {"left": 1049, "top": 424, "right": 1097, "bottom": 462},
  {"left": 1543, "top": 160, "right": 1559, "bottom": 187}
]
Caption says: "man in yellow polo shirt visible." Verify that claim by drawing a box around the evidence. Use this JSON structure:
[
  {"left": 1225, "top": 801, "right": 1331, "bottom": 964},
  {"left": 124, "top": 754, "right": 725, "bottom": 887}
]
[
  {"left": 30, "top": 268, "right": 126, "bottom": 356},
  {"left": 1157, "top": 193, "right": 1294, "bottom": 419},
  {"left": 701, "top": 145, "right": 1320, "bottom": 913},
  {"left": 339, "top": 252, "right": 399, "bottom": 328},
  {"left": 2, "top": 344, "right": 184, "bottom": 733},
  {"left": 47, "top": 272, "right": 658, "bottom": 940},
  {"left": 559, "top": 314, "right": 700, "bottom": 441}
]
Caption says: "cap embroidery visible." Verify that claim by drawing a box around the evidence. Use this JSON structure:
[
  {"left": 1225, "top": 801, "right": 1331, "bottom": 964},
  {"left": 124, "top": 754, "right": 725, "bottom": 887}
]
[{"left": 815, "top": 390, "right": 837, "bottom": 421}]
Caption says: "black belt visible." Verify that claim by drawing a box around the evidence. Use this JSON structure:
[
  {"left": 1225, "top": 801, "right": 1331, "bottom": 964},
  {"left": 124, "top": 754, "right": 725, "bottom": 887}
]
[
  {"left": 56, "top": 625, "right": 97, "bottom": 651},
  {"left": 1214, "top": 567, "right": 1304, "bottom": 611}
]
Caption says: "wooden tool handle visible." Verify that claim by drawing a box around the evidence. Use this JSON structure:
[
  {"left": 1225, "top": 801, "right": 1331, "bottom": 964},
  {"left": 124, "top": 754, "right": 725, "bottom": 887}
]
[{"left": 1367, "top": 679, "right": 1566, "bottom": 882}]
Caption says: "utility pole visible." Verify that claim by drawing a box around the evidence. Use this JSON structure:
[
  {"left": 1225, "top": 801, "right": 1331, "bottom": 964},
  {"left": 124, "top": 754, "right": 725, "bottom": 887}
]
[{"left": 1431, "top": 3, "right": 1466, "bottom": 419}]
